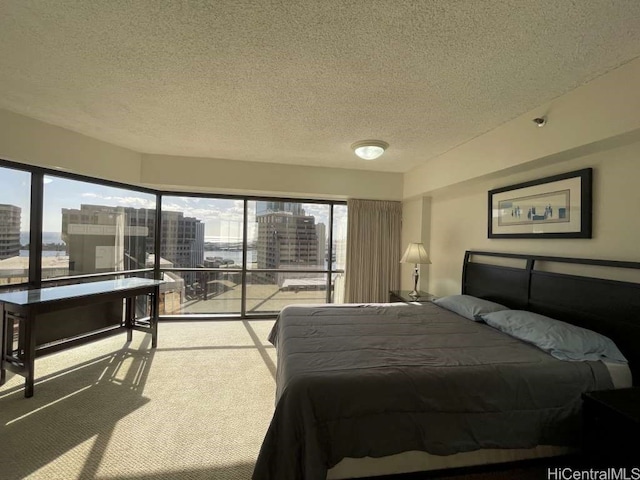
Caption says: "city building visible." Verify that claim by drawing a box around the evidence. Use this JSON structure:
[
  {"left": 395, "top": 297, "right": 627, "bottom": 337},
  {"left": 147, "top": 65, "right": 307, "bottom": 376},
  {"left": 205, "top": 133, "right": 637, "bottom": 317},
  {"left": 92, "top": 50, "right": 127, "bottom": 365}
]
[
  {"left": 255, "top": 201, "right": 320, "bottom": 287},
  {"left": 61, "top": 204, "right": 149, "bottom": 275},
  {"left": 0, "top": 204, "right": 21, "bottom": 260},
  {"left": 61, "top": 205, "right": 205, "bottom": 275},
  {"left": 153, "top": 209, "right": 205, "bottom": 270},
  {"left": 316, "top": 222, "right": 326, "bottom": 267}
]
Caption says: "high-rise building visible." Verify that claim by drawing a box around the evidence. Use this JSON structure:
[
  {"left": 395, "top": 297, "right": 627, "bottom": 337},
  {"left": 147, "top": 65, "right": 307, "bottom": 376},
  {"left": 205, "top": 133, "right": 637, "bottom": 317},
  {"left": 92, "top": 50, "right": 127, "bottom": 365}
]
[
  {"left": 152, "top": 210, "right": 205, "bottom": 269},
  {"left": 61, "top": 204, "right": 205, "bottom": 275},
  {"left": 316, "top": 222, "right": 326, "bottom": 267},
  {"left": 0, "top": 204, "right": 21, "bottom": 260},
  {"left": 255, "top": 201, "right": 319, "bottom": 285},
  {"left": 61, "top": 204, "right": 149, "bottom": 275},
  {"left": 256, "top": 201, "right": 303, "bottom": 217}
]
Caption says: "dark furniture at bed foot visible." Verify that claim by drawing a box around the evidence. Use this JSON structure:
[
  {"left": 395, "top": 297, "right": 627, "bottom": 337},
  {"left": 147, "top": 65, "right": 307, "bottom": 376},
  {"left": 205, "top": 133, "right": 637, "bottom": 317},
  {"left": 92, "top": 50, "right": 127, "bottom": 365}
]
[
  {"left": 389, "top": 290, "right": 436, "bottom": 303},
  {"left": 0, "top": 278, "right": 163, "bottom": 398},
  {"left": 582, "top": 387, "right": 640, "bottom": 467}
]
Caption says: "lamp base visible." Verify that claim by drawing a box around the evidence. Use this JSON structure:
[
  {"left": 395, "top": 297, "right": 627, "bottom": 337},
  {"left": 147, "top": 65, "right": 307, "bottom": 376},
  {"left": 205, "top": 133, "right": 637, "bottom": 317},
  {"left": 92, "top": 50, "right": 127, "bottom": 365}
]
[{"left": 410, "top": 265, "right": 420, "bottom": 299}]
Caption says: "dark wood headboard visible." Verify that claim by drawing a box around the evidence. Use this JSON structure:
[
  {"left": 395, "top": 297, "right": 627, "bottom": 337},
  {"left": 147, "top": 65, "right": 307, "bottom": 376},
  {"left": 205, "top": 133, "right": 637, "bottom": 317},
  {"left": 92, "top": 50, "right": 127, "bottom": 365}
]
[{"left": 462, "top": 250, "right": 640, "bottom": 386}]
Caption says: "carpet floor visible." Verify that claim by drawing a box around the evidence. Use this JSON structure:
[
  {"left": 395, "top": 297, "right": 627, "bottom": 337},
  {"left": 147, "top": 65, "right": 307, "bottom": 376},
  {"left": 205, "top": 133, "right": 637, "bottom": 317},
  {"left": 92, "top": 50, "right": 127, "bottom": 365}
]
[{"left": 0, "top": 320, "right": 277, "bottom": 480}]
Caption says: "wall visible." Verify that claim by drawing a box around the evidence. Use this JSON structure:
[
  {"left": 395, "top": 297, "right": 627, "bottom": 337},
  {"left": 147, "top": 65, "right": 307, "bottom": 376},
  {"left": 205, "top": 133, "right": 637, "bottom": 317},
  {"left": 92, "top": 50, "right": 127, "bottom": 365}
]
[
  {"left": 140, "top": 154, "right": 403, "bottom": 200},
  {"left": 427, "top": 139, "right": 640, "bottom": 296},
  {"left": 400, "top": 196, "right": 431, "bottom": 291},
  {"left": 401, "top": 57, "right": 640, "bottom": 296},
  {"left": 0, "top": 108, "right": 403, "bottom": 201},
  {"left": 0, "top": 109, "right": 142, "bottom": 184}
]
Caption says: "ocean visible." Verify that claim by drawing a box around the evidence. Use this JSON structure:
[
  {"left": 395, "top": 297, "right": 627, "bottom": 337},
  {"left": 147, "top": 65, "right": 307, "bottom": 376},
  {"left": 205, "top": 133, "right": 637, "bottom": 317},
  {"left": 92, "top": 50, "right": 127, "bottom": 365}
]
[{"left": 204, "top": 249, "right": 254, "bottom": 265}]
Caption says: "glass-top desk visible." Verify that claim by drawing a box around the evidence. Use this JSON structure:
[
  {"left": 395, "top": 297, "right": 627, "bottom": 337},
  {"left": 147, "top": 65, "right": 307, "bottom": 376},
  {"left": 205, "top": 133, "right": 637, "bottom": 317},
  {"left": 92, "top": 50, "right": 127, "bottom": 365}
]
[{"left": 0, "top": 277, "right": 163, "bottom": 397}]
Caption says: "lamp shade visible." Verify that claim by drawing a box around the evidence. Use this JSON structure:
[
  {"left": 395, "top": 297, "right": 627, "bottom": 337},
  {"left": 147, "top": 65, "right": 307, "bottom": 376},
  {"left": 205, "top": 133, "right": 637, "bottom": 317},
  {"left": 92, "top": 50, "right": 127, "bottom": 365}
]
[{"left": 400, "top": 243, "right": 431, "bottom": 264}]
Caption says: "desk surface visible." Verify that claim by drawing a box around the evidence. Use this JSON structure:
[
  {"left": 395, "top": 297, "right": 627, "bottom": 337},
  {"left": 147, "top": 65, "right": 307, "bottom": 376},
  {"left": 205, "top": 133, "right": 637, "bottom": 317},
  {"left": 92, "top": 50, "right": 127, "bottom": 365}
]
[{"left": 0, "top": 278, "right": 164, "bottom": 306}]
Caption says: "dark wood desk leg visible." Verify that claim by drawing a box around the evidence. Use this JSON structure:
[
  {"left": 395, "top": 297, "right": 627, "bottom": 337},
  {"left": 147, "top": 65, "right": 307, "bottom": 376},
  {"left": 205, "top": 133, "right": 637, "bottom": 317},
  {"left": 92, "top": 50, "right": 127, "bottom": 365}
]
[
  {"left": 125, "top": 297, "right": 134, "bottom": 342},
  {"left": 150, "top": 286, "right": 159, "bottom": 348},
  {"left": 24, "top": 313, "right": 36, "bottom": 398}
]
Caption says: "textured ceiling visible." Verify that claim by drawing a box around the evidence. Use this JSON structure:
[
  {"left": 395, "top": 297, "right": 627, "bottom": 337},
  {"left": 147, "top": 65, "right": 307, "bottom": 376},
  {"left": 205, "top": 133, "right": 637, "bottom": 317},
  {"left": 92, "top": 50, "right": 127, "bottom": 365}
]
[{"left": 1, "top": 1, "right": 640, "bottom": 173}]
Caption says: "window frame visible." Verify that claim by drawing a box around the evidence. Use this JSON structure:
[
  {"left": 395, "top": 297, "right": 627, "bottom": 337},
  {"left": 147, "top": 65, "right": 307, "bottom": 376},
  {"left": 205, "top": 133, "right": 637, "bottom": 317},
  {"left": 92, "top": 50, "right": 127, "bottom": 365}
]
[{"left": 0, "top": 158, "right": 346, "bottom": 319}]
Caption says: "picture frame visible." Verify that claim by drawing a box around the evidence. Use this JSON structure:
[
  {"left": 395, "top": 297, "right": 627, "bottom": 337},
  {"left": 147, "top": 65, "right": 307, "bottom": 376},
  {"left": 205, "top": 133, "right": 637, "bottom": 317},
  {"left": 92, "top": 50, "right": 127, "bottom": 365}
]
[{"left": 488, "top": 168, "right": 592, "bottom": 239}]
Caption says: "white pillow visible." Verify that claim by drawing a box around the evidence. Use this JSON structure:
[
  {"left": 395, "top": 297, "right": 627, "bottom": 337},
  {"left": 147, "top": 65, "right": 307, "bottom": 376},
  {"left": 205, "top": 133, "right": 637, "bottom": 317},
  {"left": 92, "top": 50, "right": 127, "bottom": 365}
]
[
  {"left": 479, "top": 310, "right": 627, "bottom": 363},
  {"left": 433, "top": 294, "right": 509, "bottom": 321}
]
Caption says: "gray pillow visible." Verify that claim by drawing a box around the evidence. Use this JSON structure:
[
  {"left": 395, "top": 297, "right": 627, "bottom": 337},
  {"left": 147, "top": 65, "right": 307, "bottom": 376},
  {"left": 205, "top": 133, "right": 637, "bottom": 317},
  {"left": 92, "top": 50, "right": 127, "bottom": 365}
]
[
  {"left": 433, "top": 294, "right": 509, "bottom": 321},
  {"left": 479, "top": 310, "right": 627, "bottom": 363}
]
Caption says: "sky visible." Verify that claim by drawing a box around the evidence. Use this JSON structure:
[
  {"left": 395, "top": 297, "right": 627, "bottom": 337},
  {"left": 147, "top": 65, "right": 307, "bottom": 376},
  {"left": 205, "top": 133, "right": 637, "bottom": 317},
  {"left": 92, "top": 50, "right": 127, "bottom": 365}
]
[
  {"left": 1, "top": 168, "right": 31, "bottom": 227},
  {"left": 1, "top": 167, "right": 347, "bottom": 242}
]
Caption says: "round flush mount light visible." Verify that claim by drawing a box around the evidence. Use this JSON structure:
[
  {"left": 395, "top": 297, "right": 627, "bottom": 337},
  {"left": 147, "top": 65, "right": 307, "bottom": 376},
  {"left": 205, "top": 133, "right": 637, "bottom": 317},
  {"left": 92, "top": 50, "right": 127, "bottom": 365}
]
[{"left": 351, "top": 140, "right": 389, "bottom": 160}]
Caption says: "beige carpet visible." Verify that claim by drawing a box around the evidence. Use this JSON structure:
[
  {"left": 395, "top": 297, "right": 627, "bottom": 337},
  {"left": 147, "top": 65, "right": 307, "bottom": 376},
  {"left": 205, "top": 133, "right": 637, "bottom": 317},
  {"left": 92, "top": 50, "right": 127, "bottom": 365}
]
[{"left": 0, "top": 320, "right": 277, "bottom": 480}]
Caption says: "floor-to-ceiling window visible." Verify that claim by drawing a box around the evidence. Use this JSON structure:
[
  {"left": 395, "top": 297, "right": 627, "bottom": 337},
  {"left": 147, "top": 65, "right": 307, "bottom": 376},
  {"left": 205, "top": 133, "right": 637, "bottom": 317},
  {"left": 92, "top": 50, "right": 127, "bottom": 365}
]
[
  {"left": 331, "top": 204, "right": 348, "bottom": 303},
  {"left": 0, "top": 160, "right": 346, "bottom": 318},
  {"left": 41, "top": 174, "right": 157, "bottom": 281},
  {"left": 245, "top": 200, "right": 333, "bottom": 314},
  {"left": 0, "top": 165, "right": 31, "bottom": 286},
  {"left": 157, "top": 196, "right": 346, "bottom": 317},
  {"left": 159, "top": 195, "right": 244, "bottom": 315}
]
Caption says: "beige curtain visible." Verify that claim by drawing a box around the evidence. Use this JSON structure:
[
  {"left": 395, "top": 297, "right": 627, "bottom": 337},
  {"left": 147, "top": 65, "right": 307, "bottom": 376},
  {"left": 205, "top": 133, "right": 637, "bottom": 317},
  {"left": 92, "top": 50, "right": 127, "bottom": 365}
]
[{"left": 344, "top": 199, "right": 402, "bottom": 303}]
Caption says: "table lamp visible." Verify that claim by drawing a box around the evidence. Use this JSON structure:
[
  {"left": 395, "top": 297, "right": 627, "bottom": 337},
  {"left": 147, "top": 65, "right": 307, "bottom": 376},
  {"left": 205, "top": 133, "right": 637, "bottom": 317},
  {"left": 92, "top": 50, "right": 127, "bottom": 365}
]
[{"left": 400, "top": 243, "right": 431, "bottom": 299}]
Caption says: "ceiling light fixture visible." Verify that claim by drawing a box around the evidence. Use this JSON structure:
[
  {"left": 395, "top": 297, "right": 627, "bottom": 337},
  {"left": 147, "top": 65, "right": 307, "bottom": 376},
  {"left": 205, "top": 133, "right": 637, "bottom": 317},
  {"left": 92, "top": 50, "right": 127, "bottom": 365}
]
[{"left": 351, "top": 140, "right": 389, "bottom": 160}]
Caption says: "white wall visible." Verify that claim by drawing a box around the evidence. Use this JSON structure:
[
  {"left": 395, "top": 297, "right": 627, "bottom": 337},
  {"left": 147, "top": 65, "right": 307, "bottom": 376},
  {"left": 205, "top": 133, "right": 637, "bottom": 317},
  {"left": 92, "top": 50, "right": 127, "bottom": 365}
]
[
  {"left": 401, "top": 57, "right": 640, "bottom": 296},
  {"left": 400, "top": 196, "right": 432, "bottom": 291},
  {"left": 425, "top": 139, "right": 640, "bottom": 296},
  {"left": 0, "top": 108, "right": 143, "bottom": 184},
  {"left": 140, "top": 154, "right": 403, "bottom": 200},
  {"left": 0, "top": 108, "right": 403, "bottom": 201}
]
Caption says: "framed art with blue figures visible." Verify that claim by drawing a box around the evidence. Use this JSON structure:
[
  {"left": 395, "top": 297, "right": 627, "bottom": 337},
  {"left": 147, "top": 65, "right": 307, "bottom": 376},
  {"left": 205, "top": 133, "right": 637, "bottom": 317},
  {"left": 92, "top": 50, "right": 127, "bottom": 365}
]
[{"left": 488, "top": 168, "right": 592, "bottom": 239}]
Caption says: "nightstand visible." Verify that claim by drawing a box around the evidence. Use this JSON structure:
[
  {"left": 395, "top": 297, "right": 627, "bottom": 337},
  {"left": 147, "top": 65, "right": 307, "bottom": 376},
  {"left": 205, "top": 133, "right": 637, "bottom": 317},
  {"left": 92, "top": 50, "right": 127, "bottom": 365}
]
[
  {"left": 582, "top": 387, "right": 640, "bottom": 467},
  {"left": 389, "top": 290, "right": 437, "bottom": 303}
]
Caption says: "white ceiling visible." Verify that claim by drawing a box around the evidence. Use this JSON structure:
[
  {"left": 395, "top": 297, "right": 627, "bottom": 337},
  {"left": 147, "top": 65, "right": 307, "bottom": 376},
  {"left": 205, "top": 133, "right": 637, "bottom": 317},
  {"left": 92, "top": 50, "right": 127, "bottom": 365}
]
[{"left": 1, "top": 1, "right": 640, "bottom": 173}]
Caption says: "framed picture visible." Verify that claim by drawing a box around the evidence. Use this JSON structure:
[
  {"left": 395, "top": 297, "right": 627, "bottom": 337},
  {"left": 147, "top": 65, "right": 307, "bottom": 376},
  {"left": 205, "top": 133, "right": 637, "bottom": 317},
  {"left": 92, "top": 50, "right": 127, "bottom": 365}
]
[{"left": 488, "top": 168, "right": 592, "bottom": 239}]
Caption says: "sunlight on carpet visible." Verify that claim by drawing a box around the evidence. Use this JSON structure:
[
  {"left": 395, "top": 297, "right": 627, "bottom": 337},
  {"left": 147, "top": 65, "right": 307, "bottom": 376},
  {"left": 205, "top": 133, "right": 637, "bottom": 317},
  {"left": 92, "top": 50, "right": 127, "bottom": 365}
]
[{"left": 0, "top": 320, "right": 277, "bottom": 480}]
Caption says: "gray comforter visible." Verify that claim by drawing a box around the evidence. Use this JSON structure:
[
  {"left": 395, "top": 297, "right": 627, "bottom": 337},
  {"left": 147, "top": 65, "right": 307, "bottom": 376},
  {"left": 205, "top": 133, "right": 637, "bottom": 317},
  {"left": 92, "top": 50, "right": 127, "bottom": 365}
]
[{"left": 252, "top": 302, "right": 613, "bottom": 480}]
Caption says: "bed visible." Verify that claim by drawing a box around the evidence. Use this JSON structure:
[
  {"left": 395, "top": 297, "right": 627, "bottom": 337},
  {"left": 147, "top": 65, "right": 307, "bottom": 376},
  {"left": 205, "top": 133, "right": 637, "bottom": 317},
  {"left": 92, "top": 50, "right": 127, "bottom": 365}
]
[{"left": 252, "top": 251, "right": 640, "bottom": 480}]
